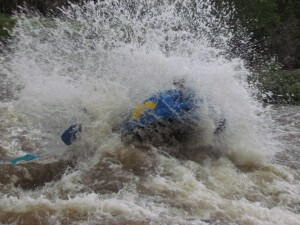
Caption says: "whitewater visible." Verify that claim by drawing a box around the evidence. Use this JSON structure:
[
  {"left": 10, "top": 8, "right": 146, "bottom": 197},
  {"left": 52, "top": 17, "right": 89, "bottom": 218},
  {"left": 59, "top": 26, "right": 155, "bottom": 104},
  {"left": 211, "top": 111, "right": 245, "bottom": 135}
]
[{"left": 0, "top": 1, "right": 299, "bottom": 224}]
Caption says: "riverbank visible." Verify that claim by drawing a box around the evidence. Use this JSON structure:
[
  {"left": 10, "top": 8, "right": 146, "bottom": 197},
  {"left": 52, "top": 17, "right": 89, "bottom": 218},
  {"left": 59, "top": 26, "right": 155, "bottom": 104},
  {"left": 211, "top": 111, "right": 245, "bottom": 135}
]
[
  {"left": 252, "top": 68, "right": 300, "bottom": 105},
  {"left": 0, "top": 14, "right": 15, "bottom": 41}
]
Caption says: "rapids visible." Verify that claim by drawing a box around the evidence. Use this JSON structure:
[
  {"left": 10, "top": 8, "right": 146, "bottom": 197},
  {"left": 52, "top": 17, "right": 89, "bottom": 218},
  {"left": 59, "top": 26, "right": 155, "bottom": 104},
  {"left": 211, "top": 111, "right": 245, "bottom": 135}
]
[{"left": 0, "top": 1, "right": 299, "bottom": 224}]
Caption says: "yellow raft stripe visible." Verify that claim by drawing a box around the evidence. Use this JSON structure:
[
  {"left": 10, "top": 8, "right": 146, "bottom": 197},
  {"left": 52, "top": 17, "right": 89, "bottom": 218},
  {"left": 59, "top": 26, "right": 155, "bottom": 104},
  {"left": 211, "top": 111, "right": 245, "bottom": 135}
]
[
  {"left": 132, "top": 104, "right": 144, "bottom": 120},
  {"left": 144, "top": 101, "right": 157, "bottom": 110},
  {"left": 132, "top": 101, "right": 157, "bottom": 120}
]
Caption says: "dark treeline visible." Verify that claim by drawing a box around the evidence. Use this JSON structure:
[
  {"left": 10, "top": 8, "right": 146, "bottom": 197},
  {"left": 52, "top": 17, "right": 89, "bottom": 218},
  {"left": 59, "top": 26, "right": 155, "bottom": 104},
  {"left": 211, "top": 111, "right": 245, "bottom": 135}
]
[
  {"left": 1, "top": 0, "right": 299, "bottom": 69},
  {"left": 0, "top": 0, "right": 83, "bottom": 15},
  {"left": 210, "top": 0, "right": 300, "bottom": 104},
  {"left": 211, "top": 0, "right": 300, "bottom": 70}
]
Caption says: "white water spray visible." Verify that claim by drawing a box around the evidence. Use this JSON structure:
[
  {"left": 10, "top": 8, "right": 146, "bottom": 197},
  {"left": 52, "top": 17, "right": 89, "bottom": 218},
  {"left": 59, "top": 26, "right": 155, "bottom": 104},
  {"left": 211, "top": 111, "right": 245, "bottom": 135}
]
[{"left": 1, "top": 1, "right": 298, "bottom": 225}]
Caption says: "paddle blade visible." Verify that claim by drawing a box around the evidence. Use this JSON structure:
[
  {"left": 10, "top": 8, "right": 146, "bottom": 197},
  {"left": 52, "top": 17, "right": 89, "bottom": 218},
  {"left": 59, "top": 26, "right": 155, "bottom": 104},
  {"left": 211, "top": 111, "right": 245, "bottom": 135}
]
[
  {"left": 61, "top": 124, "right": 78, "bottom": 145},
  {"left": 10, "top": 154, "right": 41, "bottom": 165}
]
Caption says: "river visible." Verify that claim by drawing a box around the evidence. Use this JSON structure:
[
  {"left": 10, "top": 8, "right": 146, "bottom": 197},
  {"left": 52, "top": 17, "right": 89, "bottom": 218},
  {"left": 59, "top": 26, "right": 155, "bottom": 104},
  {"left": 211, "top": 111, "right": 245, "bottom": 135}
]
[{"left": 0, "top": 1, "right": 299, "bottom": 224}]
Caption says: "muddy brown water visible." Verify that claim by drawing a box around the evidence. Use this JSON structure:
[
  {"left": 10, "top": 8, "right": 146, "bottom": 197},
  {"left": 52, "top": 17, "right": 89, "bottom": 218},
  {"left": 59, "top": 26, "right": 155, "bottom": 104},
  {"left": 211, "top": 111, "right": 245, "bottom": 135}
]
[{"left": 0, "top": 105, "right": 299, "bottom": 224}]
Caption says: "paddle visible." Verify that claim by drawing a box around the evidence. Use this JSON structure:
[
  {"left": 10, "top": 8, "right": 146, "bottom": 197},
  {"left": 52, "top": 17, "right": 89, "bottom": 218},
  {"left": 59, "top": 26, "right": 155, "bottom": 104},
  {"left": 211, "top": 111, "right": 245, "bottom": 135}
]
[
  {"left": 10, "top": 124, "right": 81, "bottom": 165},
  {"left": 10, "top": 151, "right": 56, "bottom": 165},
  {"left": 10, "top": 154, "right": 41, "bottom": 165},
  {"left": 10, "top": 119, "right": 83, "bottom": 165},
  {"left": 61, "top": 124, "right": 82, "bottom": 145},
  {"left": 61, "top": 107, "right": 87, "bottom": 145}
]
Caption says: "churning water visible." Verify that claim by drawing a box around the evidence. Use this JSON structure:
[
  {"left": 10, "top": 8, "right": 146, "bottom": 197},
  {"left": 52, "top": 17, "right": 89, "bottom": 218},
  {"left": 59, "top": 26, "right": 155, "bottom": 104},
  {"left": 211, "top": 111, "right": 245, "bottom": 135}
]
[{"left": 0, "top": 1, "right": 299, "bottom": 224}]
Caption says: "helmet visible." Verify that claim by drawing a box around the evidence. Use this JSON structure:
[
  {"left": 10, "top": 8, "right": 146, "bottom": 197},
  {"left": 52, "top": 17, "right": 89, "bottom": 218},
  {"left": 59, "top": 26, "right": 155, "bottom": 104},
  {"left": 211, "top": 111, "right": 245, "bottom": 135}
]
[{"left": 172, "top": 77, "right": 186, "bottom": 88}]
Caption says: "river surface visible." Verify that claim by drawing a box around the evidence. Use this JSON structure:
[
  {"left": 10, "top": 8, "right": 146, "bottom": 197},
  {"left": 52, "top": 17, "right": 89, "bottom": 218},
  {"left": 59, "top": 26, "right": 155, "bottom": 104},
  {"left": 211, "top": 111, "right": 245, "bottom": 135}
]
[{"left": 0, "top": 1, "right": 299, "bottom": 224}]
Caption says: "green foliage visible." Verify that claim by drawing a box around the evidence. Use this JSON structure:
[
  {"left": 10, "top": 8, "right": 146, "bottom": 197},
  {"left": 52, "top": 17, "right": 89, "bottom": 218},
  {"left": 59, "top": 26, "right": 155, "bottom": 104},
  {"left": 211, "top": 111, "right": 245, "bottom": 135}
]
[
  {"left": 0, "top": 14, "right": 15, "bottom": 39},
  {"left": 257, "top": 68, "right": 300, "bottom": 104},
  {"left": 234, "top": 0, "right": 280, "bottom": 39},
  {"left": 212, "top": 0, "right": 300, "bottom": 67},
  {"left": 213, "top": 0, "right": 300, "bottom": 104},
  {"left": 212, "top": 0, "right": 280, "bottom": 40}
]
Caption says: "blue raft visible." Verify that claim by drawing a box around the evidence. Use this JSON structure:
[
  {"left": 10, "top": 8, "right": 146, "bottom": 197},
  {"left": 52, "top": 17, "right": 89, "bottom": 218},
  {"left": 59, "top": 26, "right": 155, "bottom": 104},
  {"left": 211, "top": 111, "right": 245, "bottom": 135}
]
[{"left": 118, "top": 88, "right": 201, "bottom": 145}]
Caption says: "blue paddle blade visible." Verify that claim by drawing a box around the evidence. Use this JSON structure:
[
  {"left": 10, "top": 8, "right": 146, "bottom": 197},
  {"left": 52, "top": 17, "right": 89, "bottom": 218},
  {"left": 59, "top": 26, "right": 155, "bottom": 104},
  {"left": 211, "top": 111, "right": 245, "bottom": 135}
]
[
  {"left": 10, "top": 154, "right": 41, "bottom": 165},
  {"left": 61, "top": 124, "right": 78, "bottom": 145}
]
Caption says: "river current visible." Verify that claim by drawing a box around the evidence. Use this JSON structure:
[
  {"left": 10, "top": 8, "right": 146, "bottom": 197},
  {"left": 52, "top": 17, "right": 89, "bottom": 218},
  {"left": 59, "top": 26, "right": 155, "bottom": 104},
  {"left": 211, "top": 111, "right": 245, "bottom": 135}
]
[{"left": 0, "top": 1, "right": 299, "bottom": 224}]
